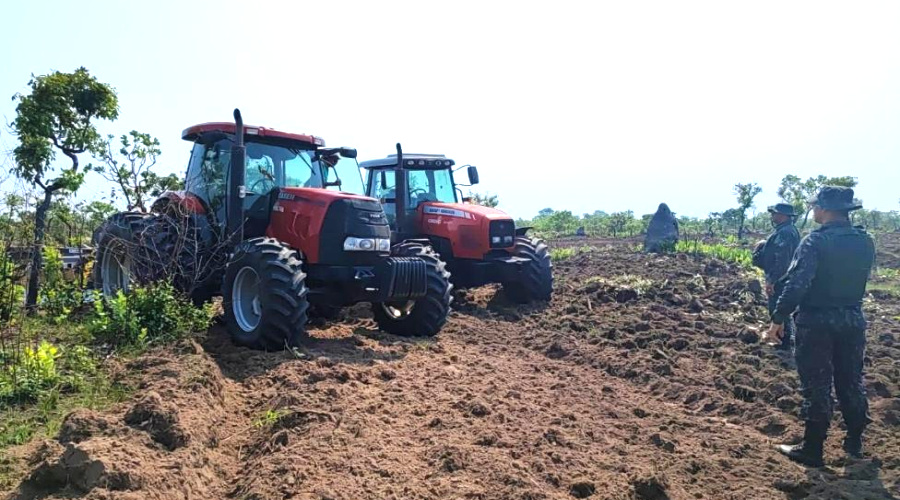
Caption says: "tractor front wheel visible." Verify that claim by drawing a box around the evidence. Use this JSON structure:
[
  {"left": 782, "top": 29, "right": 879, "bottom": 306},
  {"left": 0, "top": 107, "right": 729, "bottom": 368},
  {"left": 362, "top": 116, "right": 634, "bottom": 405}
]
[
  {"left": 503, "top": 236, "right": 553, "bottom": 303},
  {"left": 223, "top": 237, "right": 309, "bottom": 350},
  {"left": 372, "top": 243, "right": 452, "bottom": 337}
]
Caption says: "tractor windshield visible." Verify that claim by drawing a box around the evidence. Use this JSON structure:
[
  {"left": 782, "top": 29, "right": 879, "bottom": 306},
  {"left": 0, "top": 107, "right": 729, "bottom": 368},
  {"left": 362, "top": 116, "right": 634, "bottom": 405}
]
[
  {"left": 407, "top": 168, "right": 457, "bottom": 206},
  {"left": 186, "top": 139, "right": 367, "bottom": 221},
  {"left": 316, "top": 154, "right": 365, "bottom": 195}
]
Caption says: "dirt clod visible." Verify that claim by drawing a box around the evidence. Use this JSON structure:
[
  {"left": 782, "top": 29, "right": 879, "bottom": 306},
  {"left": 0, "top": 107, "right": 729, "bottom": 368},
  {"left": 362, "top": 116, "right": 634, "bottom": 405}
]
[
  {"left": 569, "top": 480, "right": 596, "bottom": 498},
  {"left": 124, "top": 392, "right": 189, "bottom": 450}
]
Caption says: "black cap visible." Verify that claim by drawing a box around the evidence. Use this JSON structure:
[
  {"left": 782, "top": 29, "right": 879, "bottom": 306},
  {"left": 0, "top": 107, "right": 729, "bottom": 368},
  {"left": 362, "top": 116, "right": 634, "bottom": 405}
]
[
  {"left": 767, "top": 203, "right": 797, "bottom": 216},
  {"left": 807, "top": 186, "right": 862, "bottom": 212}
]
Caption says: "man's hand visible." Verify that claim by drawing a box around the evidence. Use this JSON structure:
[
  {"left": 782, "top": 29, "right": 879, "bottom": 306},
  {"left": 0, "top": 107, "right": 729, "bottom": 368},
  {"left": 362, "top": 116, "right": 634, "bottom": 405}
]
[
  {"left": 766, "top": 283, "right": 774, "bottom": 296},
  {"left": 767, "top": 323, "right": 785, "bottom": 342}
]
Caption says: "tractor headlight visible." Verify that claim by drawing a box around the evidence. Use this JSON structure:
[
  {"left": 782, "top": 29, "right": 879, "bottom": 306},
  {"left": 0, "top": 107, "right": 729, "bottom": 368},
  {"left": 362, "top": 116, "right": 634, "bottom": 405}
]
[
  {"left": 503, "top": 235, "right": 514, "bottom": 245},
  {"left": 344, "top": 237, "right": 391, "bottom": 252}
]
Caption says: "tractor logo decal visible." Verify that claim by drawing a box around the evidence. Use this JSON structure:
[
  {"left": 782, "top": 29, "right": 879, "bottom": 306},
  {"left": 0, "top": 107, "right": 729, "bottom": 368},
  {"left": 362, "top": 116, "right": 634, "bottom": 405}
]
[{"left": 424, "top": 206, "right": 474, "bottom": 219}]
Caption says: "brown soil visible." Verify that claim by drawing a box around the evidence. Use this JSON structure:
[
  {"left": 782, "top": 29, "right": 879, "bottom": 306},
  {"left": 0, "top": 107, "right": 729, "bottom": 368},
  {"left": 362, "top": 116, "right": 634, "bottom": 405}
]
[
  {"left": 4, "top": 239, "right": 900, "bottom": 500},
  {"left": 877, "top": 232, "right": 900, "bottom": 269}
]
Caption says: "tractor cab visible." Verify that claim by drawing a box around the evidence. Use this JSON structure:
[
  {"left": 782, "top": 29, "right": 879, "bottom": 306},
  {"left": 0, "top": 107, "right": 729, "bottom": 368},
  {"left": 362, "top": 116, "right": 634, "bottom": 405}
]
[
  {"left": 361, "top": 147, "right": 552, "bottom": 303},
  {"left": 181, "top": 123, "right": 364, "bottom": 237},
  {"left": 361, "top": 153, "right": 479, "bottom": 238}
]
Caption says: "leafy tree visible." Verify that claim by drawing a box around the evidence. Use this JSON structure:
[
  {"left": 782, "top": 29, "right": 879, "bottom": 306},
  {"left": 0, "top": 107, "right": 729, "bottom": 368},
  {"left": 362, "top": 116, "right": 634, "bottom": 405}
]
[
  {"left": 10, "top": 67, "right": 119, "bottom": 310},
  {"left": 777, "top": 174, "right": 858, "bottom": 226},
  {"left": 733, "top": 182, "right": 762, "bottom": 240},
  {"left": 721, "top": 208, "right": 743, "bottom": 235},
  {"left": 542, "top": 210, "right": 580, "bottom": 236},
  {"left": 704, "top": 212, "right": 722, "bottom": 237},
  {"left": 466, "top": 191, "right": 499, "bottom": 208},
  {"left": 82, "top": 200, "right": 117, "bottom": 234},
  {"left": 607, "top": 211, "right": 633, "bottom": 238},
  {"left": 90, "top": 130, "right": 178, "bottom": 211}
]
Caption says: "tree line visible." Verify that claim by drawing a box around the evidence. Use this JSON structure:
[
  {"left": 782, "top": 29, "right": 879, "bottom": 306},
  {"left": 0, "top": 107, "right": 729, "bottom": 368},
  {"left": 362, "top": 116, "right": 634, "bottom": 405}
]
[{"left": 511, "top": 177, "right": 899, "bottom": 239}]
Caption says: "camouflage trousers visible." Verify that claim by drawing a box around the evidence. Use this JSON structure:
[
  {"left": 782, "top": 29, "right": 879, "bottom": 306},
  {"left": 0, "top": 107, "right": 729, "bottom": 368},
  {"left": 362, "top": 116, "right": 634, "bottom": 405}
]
[{"left": 794, "top": 308, "right": 871, "bottom": 431}]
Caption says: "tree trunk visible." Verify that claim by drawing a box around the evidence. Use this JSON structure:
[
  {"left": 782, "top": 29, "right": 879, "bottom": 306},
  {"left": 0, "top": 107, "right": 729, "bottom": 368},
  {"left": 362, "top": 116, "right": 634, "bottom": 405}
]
[{"left": 25, "top": 189, "right": 53, "bottom": 313}]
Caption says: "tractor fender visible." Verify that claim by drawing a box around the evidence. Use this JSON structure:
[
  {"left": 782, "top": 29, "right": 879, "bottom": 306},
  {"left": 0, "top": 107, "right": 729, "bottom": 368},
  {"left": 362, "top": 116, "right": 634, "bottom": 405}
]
[
  {"left": 515, "top": 227, "right": 532, "bottom": 236},
  {"left": 151, "top": 191, "right": 208, "bottom": 217}
]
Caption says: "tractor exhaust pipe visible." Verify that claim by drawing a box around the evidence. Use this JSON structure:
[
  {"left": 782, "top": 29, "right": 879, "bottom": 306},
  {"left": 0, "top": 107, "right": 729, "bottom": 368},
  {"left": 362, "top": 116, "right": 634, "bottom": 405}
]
[
  {"left": 227, "top": 108, "right": 246, "bottom": 245},
  {"left": 393, "top": 142, "right": 408, "bottom": 239}
]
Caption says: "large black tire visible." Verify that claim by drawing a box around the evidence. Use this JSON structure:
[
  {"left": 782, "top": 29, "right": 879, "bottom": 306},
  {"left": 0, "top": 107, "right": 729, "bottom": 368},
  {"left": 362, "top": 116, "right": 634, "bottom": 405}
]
[
  {"left": 145, "top": 214, "right": 224, "bottom": 306},
  {"left": 223, "top": 237, "right": 309, "bottom": 350},
  {"left": 503, "top": 236, "right": 553, "bottom": 303},
  {"left": 372, "top": 243, "right": 452, "bottom": 337},
  {"left": 91, "top": 212, "right": 162, "bottom": 297}
]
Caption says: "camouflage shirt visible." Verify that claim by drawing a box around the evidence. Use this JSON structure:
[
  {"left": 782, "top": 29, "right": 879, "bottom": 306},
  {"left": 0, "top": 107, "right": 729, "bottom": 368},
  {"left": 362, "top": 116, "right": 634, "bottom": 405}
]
[{"left": 753, "top": 220, "right": 800, "bottom": 285}]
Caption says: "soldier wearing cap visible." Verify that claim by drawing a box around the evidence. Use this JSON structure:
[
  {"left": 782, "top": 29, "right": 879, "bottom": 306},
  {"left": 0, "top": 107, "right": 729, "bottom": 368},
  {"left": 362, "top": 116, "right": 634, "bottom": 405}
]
[
  {"left": 767, "top": 186, "right": 875, "bottom": 467},
  {"left": 752, "top": 203, "right": 801, "bottom": 350}
]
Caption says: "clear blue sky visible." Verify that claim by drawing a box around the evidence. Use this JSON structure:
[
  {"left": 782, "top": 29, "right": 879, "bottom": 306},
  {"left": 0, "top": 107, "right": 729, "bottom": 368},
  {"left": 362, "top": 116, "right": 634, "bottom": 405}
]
[{"left": 2, "top": 1, "right": 899, "bottom": 219}]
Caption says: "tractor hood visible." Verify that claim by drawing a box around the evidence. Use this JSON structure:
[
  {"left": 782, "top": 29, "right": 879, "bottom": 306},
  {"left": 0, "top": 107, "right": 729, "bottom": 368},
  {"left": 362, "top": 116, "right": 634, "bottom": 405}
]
[
  {"left": 420, "top": 202, "right": 512, "bottom": 221},
  {"left": 277, "top": 187, "right": 380, "bottom": 206}
]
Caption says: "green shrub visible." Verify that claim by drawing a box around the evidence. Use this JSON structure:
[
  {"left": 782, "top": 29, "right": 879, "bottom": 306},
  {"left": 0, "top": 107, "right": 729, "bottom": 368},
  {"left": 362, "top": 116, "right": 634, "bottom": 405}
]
[
  {"left": 87, "top": 283, "right": 213, "bottom": 348},
  {"left": 0, "top": 341, "right": 60, "bottom": 403},
  {"left": 875, "top": 268, "right": 900, "bottom": 280},
  {"left": 0, "top": 260, "right": 25, "bottom": 321},
  {"left": 550, "top": 247, "right": 576, "bottom": 261},
  {"left": 39, "top": 247, "right": 82, "bottom": 324},
  {"left": 675, "top": 240, "right": 753, "bottom": 268}
]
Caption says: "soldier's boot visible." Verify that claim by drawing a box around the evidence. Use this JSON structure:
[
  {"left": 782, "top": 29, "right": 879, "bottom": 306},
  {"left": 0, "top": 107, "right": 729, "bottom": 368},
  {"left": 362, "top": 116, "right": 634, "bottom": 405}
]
[
  {"left": 777, "top": 421, "right": 826, "bottom": 467},
  {"left": 842, "top": 425, "right": 865, "bottom": 459}
]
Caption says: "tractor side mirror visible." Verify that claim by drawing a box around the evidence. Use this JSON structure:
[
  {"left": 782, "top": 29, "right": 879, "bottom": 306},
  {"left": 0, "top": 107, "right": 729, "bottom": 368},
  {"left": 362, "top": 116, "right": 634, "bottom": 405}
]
[
  {"left": 467, "top": 166, "right": 480, "bottom": 185},
  {"left": 380, "top": 171, "right": 387, "bottom": 189},
  {"left": 340, "top": 147, "right": 357, "bottom": 159}
]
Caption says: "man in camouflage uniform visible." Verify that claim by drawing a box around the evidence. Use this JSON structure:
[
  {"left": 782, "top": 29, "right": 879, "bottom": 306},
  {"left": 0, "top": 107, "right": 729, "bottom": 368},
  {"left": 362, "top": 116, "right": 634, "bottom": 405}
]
[
  {"left": 752, "top": 203, "right": 801, "bottom": 351},
  {"left": 768, "top": 186, "right": 875, "bottom": 467}
]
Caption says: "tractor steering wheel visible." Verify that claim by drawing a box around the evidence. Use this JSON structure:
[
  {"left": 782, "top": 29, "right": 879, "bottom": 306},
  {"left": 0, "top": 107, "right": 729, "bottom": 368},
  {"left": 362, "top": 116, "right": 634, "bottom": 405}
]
[
  {"left": 410, "top": 188, "right": 428, "bottom": 197},
  {"left": 249, "top": 178, "right": 276, "bottom": 195}
]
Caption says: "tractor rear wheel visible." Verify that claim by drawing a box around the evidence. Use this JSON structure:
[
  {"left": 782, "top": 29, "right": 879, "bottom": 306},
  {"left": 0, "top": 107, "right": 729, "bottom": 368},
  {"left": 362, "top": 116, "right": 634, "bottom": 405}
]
[
  {"left": 92, "top": 212, "right": 160, "bottom": 298},
  {"left": 503, "top": 236, "right": 553, "bottom": 303},
  {"left": 223, "top": 237, "right": 309, "bottom": 350},
  {"left": 144, "top": 214, "right": 223, "bottom": 306},
  {"left": 372, "top": 243, "right": 452, "bottom": 337}
]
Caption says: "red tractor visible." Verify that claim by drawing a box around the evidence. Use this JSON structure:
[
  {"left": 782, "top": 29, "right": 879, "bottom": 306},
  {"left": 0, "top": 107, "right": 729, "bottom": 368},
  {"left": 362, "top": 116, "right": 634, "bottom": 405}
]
[
  {"left": 92, "top": 110, "right": 452, "bottom": 349},
  {"left": 360, "top": 147, "right": 552, "bottom": 303}
]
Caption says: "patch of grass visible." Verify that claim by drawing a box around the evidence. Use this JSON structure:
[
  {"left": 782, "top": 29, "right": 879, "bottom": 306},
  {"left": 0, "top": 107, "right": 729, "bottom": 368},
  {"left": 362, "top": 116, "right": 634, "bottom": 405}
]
[
  {"left": 585, "top": 274, "right": 657, "bottom": 295},
  {"left": 550, "top": 247, "right": 577, "bottom": 261},
  {"left": 550, "top": 245, "right": 597, "bottom": 262},
  {"left": 675, "top": 240, "right": 753, "bottom": 268},
  {"left": 875, "top": 267, "right": 900, "bottom": 280},
  {"left": 253, "top": 409, "right": 287, "bottom": 429},
  {"left": 0, "top": 371, "right": 130, "bottom": 447},
  {"left": 868, "top": 282, "right": 900, "bottom": 297}
]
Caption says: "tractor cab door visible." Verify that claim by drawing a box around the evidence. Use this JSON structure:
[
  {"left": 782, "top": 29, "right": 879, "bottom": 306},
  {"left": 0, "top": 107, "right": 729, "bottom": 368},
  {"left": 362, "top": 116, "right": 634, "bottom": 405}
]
[
  {"left": 185, "top": 140, "right": 279, "bottom": 238},
  {"left": 368, "top": 168, "right": 400, "bottom": 230}
]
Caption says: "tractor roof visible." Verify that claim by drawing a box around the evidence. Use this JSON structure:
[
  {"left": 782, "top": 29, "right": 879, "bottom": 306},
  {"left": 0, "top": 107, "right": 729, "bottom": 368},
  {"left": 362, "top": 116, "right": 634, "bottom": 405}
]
[
  {"left": 360, "top": 154, "right": 455, "bottom": 170},
  {"left": 182, "top": 123, "right": 325, "bottom": 147}
]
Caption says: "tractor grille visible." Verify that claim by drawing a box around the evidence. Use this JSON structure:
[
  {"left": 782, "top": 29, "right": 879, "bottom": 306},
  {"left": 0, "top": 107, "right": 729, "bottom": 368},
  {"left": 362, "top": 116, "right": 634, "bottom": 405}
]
[
  {"left": 489, "top": 220, "right": 516, "bottom": 248},
  {"left": 386, "top": 257, "right": 428, "bottom": 299}
]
